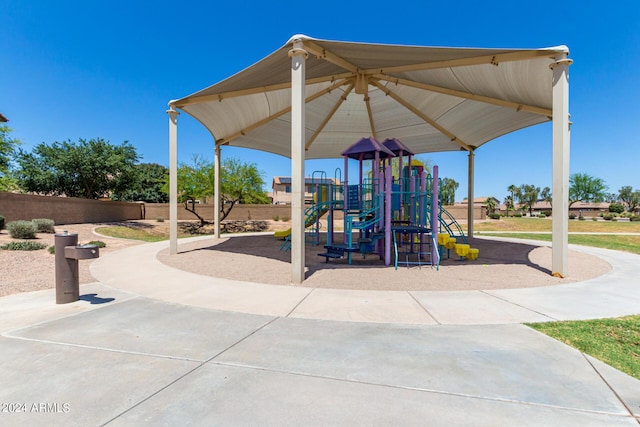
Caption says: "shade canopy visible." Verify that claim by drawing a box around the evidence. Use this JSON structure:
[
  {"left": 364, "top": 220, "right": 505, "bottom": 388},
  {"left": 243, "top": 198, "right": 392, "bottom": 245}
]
[
  {"left": 171, "top": 35, "right": 568, "bottom": 159},
  {"left": 167, "top": 35, "right": 572, "bottom": 282}
]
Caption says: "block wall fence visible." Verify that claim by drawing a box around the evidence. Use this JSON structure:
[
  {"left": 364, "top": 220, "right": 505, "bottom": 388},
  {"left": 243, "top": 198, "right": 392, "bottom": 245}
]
[{"left": 1, "top": 192, "right": 483, "bottom": 225}]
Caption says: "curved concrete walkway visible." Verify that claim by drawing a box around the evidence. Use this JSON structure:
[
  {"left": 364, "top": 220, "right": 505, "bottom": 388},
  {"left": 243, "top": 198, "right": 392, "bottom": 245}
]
[
  {"left": 91, "top": 235, "right": 640, "bottom": 325},
  {"left": 1, "top": 236, "right": 638, "bottom": 425}
]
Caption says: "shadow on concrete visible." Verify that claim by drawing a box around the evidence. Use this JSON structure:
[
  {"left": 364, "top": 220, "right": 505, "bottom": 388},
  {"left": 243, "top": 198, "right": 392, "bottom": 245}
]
[{"left": 80, "top": 294, "right": 116, "bottom": 305}]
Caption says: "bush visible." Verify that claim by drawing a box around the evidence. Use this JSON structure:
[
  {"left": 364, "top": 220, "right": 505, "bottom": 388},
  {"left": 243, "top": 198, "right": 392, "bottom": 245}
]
[
  {"left": 281, "top": 216, "right": 290, "bottom": 222},
  {"left": 514, "top": 213, "right": 522, "bottom": 218},
  {"left": 569, "top": 213, "right": 577, "bottom": 220},
  {"left": 31, "top": 218, "right": 55, "bottom": 233},
  {"left": 6, "top": 220, "right": 38, "bottom": 239},
  {"left": 48, "top": 246, "right": 55, "bottom": 254},
  {"left": 156, "top": 217, "right": 165, "bottom": 222},
  {"left": 603, "top": 214, "right": 614, "bottom": 221},
  {"left": 608, "top": 202, "right": 625, "bottom": 214},
  {"left": 86, "top": 240, "right": 107, "bottom": 248},
  {"left": 488, "top": 213, "right": 501, "bottom": 220},
  {"left": 0, "top": 215, "right": 4, "bottom": 230},
  {"left": 272, "top": 215, "right": 280, "bottom": 221},
  {"left": 538, "top": 213, "right": 546, "bottom": 218},
  {"left": 592, "top": 217, "right": 599, "bottom": 221},
  {"left": 0, "top": 241, "right": 47, "bottom": 251},
  {"left": 542, "top": 210, "right": 552, "bottom": 217},
  {"left": 631, "top": 216, "right": 640, "bottom": 222},
  {"left": 578, "top": 216, "right": 585, "bottom": 221}
]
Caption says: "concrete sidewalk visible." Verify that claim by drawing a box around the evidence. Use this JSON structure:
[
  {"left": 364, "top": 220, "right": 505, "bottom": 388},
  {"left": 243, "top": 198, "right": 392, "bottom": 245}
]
[{"left": 1, "top": 237, "right": 639, "bottom": 425}]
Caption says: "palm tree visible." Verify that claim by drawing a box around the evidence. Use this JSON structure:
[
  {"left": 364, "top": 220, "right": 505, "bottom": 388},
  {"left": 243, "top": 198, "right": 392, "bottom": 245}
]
[
  {"left": 484, "top": 197, "right": 497, "bottom": 215},
  {"left": 507, "top": 184, "right": 517, "bottom": 217},
  {"left": 503, "top": 195, "right": 514, "bottom": 217}
]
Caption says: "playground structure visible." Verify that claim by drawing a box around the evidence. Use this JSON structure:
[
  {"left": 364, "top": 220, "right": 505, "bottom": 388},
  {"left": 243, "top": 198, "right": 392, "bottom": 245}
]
[{"left": 276, "top": 137, "right": 478, "bottom": 269}]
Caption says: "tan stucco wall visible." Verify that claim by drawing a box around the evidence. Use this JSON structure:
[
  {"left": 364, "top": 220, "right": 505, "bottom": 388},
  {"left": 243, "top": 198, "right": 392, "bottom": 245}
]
[{"left": 0, "top": 193, "right": 143, "bottom": 225}]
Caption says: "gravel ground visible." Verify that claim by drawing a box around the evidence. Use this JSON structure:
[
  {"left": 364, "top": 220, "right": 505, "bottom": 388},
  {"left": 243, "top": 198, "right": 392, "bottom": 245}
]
[
  {"left": 159, "top": 234, "right": 612, "bottom": 291},
  {"left": 1, "top": 220, "right": 613, "bottom": 297},
  {"left": 0, "top": 223, "right": 141, "bottom": 297}
]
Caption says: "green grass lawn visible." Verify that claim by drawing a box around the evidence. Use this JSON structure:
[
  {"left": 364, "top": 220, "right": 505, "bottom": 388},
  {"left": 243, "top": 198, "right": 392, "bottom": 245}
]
[
  {"left": 95, "top": 226, "right": 168, "bottom": 242},
  {"left": 527, "top": 316, "right": 640, "bottom": 380},
  {"left": 473, "top": 217, "right": 640, "bottom": 233},
  {"left": 477, "top": 232, "right": 640, "bottom": 255}
]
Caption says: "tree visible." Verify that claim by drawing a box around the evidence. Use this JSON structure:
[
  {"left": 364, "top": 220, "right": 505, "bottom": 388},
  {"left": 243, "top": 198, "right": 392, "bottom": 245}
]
[
  {"left": 219, "top": 157, "right": 269, "bottom": 220},
  {"left": 15, "top": 138, "right": 139, "bottom": 199},
  {"left": 541, "top": 187, "right": 552, "bottom": 204},
  {"left": 111, "top": 163, "right": 169, "bottom": 203},
  {"left": 569, "top": 173, "right": 608, "bottom": 208},
  {"left": 503, "top": 195, "right": 514, "bottom": 217},
  {"left": 506, "top": 184, "right": 518, "bottom": 217},
  {"left": 514, "top": 184, "right": 540, "bottom": 216},
  {"left": 484, "top": 197, "right": 497, "bottom": 215},
  {"left": 0, "top": 125, "right": 21, "bottom": 191},
  {"left": 618, "top": 186, "right": 640, "bottom": 212},
  {"left": 440, "top": 177, "right": 458, "bottom": 205},
  {"left": 168, "top": 155, "right": 268, "bottom": 226}
]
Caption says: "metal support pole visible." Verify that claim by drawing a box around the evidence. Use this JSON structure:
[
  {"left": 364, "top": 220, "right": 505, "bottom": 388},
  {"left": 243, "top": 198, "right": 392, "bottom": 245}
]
[
  {"left": 167, "top": 105, "right": 180, "bottom": 255},
  {"left": 431, "top": 165, "right": 439, "bottom": 264},
  {"left": 551, "top": 52, "right": 573, "bottom": 277},
  {"left": 289, "top": 40, "right": 308, "bottom": 284},
  {"left": 214, "top": 143, "right": 221, "bottom": 239},
  {"left": 384, "top": 164, "right": 392, "bottom": 266},
  {"left": 467, "top": 149, "right": 475, "bottom": 238}
]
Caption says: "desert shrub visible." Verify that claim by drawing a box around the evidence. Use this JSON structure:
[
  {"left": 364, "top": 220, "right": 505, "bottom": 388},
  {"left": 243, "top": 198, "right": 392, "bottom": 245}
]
[
  {"left": 0, "top": 215, "right": 4, "bottom": 230},
  {"left": 281, "top": 216, "right": 290, "bottom": 222},
  {"left": 630, "top": 216, "right": 640, "bottom": 222},
  {"left": 514, "top": 213, "right": 522, "bottom": 218},
  {"left": 578, "top": 215, "right": 585, "bottom": 221},
  {"left": 86, "top": 240, "right": 106, "bottom": 248},
  {"left": 31, "top": 218, "right": 55, "bottom": 233},
  {"left": 48, "top": 245, "right": 55, "bottom": 254},
  {"left": 592, "top": 217, "right": 599, "bottom": 221},
  {"left": 569, "top": 213, "right": 577, "bottom": 220},
  {"left": 603, "top": 214, "right": 614, "bottom": 221},
  {"left": 156, "top": 217, "right": 165, "bottom": 222},
  {"left": 0, "top": 241, "right": 47, "bottom": 251},
  {"left": 542, "top": 210, "right": 552, "bottom": 217},
  {"left": 488, "top": 213, "right": 501, "bottom": 220},
  {"left": 6, "top": 220, "right": 38, "bottom": 239},
  {"left": 608, "top": 202, "right": 625, "bottom": 214},
  {"left": 538, "top": 213, "right": 546, "bottom": 218},
  {"left": 272, "top": 215, "right": 280, "bottom": 221}
]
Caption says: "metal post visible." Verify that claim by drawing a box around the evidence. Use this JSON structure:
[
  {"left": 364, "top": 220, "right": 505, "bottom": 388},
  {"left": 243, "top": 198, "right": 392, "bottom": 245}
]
[
  {"left": 214, "top": 143, "right": 221, "bottom": 239},
  {"left": 167, "top": 105, "right": 180, "bottom": 255},
  {"left": 551, "top": 52, "right": 573, "bottom": 277},
  {"left": 431, "top": 165, "right": 439, "bottom": 264},
  {"left": 289, "top": 40, "right": 308, "bottom": 284},
  {"left": 467, "top": 149, "right": 475, "bottom": 238},
  {"left": 384, "top": 164, "right": 392, "bottom": 266}
]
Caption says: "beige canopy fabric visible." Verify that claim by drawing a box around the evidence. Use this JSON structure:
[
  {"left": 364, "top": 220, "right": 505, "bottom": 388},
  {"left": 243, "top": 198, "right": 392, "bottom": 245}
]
[
  {"left": 171, "top": 35, "right": 568, "bottom": 159},
  {"left": 168, "top": 35, "right": 572, "bottom": 283}
]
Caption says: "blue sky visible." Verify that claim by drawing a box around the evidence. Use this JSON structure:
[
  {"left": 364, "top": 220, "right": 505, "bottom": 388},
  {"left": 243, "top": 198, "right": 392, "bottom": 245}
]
[{"left": 2, "top": 1, "right": 639, "bottom": 202}]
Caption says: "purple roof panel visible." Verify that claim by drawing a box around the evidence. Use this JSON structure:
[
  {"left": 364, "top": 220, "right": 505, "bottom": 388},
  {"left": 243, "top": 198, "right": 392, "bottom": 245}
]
[{"left": 340, "top": 137, "right": 396, "bottom": 160}]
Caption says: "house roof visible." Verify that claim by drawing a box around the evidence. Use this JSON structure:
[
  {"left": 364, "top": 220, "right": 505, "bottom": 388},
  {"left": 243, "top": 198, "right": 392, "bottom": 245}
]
[{"left": 0, "top": 113, "right": 8, "bottom": 122}]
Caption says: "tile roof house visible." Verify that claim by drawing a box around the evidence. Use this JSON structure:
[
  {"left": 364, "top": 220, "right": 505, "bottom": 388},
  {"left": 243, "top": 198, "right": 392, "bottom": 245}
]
[{"left": 271, "top": 176, "right": 339, "bottom": 205}]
